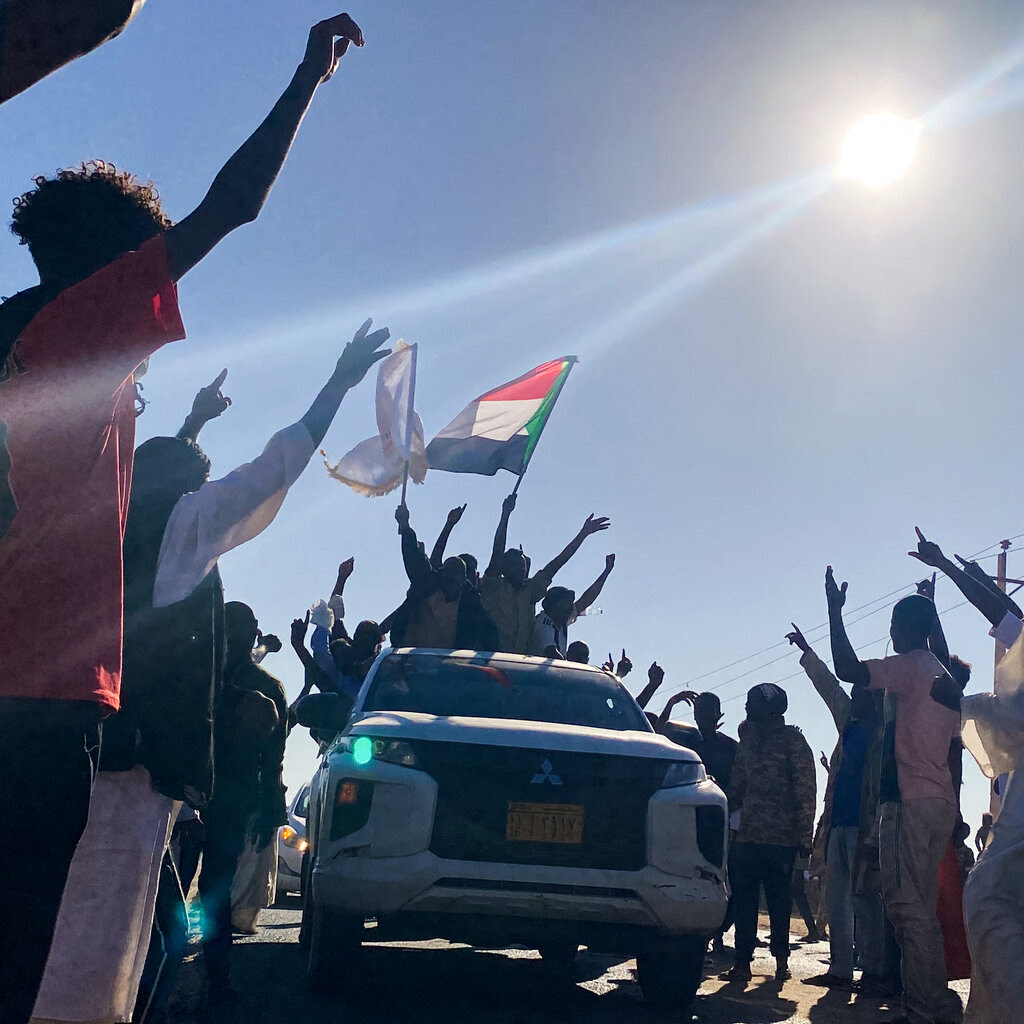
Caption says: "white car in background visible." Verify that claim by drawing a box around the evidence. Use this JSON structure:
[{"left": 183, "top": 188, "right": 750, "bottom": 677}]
[
  {"left": 278, "top": 783, "right": 310, "bottom": 895},
  {"left": 301, "top": 649, "right": 728, "bottom": 1006}
]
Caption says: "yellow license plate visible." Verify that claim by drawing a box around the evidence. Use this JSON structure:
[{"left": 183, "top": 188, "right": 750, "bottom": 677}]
[{"left": 506, "top": 802, "right": 584, "bottom": 844}]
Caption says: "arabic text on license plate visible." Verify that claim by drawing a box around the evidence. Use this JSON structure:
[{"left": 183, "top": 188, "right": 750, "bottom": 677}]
[{"left": 506, "top": 802, "right": 584, "bottom": 844}]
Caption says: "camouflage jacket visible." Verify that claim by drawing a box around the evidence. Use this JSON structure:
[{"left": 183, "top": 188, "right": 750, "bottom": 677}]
[{"left": 728, "top": 716, "right": 816, "bottom": 849}]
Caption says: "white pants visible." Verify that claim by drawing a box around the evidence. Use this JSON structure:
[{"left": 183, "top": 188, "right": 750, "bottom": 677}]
[
  {"left": 964, "top": 769, "right": 1024, "bottom": 1024},
  {"left": 31, "top": 768, "right": 178, "bottom": 1024},
  {"left": 230, "top": 830, "right": 278, "bottom": 932}
]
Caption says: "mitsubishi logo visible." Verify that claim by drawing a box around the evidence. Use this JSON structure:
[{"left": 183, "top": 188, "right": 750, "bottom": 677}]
[{"left": 530, "top": 759, "right": 563, "bottom": 786}]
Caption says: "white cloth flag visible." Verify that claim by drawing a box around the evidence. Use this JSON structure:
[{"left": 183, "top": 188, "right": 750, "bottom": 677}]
[
  {"left": 962, "top": 620, "right": 1024, "bottom": 780},
  {"left": 323, "top": 340, "right": 427, "bottom": 496}
]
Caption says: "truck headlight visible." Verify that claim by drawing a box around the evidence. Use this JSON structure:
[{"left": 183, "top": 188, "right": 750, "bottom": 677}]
[
  {"left": 280, "top": 825, "right": 308, "bottom": 850},
  {"left": 661, "top": 761, "right": 705, "bottom": 788},
  {"left": 350, "top": 736, "right": 420, "bottom": 768}
]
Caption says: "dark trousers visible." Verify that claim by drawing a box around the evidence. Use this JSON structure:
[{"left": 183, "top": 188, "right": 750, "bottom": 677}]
[
  {"left": 198, "top": 812, "right": 247, "bottom": 989},
  {"left": 0, "top": 701, "right": 100, "bottom": 1024},
  {"left": 133, "top": 852, "right": 190, "bottom": 1024},
  {"left": 172, "top": 816, "right": 204, "bottom": 898},
  {"left": 719, "top": 833, "right": 738, "bottom": 936},
  {"left": 731, "top": 841, "right": 797, "bottom": 963}
]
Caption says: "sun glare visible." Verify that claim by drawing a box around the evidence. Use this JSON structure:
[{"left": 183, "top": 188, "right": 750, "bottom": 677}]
[{"left": 839, "top": 113, "right": 920, "bottom": 187}]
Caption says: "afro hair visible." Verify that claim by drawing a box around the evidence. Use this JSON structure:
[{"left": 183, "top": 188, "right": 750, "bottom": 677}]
[{"left": 10, "top": 161, "right": 171, "bottom": 263}]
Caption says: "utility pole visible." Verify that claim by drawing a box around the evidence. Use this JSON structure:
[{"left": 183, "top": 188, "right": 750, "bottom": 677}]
[
  {"left": 994, "top": 540, "right": 1011, "bottom": 671},
  {"left": 992, "top": 539, "right": 1012, "bottom": 819}
]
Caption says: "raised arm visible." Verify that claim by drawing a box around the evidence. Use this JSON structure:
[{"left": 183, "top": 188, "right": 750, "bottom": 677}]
[
  {"left": 289, "top": 612, "right": 336, "bottom": 693},
  {"left": 634, "top": 661, "right": 666, "bottom": 709},
  {"left": 536, "top": 514, "right": 611, "bottom": 589},
  {"left": 485, "top": 494, "right": 517, "bottom": 577},
  {"left": 787, "top": 622, "right": 851, "bottom": 730},
  {"left": 0, "top": 0, "right": 145, "bottom": 104},
  {"left": 909, "top": 528, "right": 1010, "bottom": 628},
  {"left": 956, "top": 555, "right": 1024, "bottom": 619},
  {"left": 329, "top": 558, "right": 354, "bottom": 641},
  {"left": 378, "top": 599, "right": 405, "bottom": 639},
  {"left": 301, "top": 319, "right": 390, "bottom": 447},
  {"left": 332, "top": 557, "right": 354, "bottom": 600},
  {"left": 163, "top": 14, "right": 364, "bottom": 281},
  {"left": 658, "top": 689, "right": 699, "bottom": 728},
  {"left": 826, "top": 566, "right": 870, "bottom": 687},
  {"left": 177, "top": 369, "right": 231, "bottom": 443},
  {"left": 915, "top": 575, "right": 951, "bottom": 670},
  {"left": 575, "top": 554, "right": 615, "bottom": 617},
  {"left": 395, "top": 505, "right": 432, "bottom": 589},
  {"left": 431, "top": 505, "right": 466, "bottom": 569}
]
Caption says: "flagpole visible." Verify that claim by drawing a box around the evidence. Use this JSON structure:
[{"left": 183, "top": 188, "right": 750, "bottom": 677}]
[
  {"left": 399, "top": 343, "right": 416, "bottom": 508},
  {"left": 511, "top": 469, "right": 525, "bottom": 496}
]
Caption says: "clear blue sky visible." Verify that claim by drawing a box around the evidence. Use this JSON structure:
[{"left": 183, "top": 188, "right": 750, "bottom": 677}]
[{"left": 5, "top": 2, "right": 1024, "bottom": 831}]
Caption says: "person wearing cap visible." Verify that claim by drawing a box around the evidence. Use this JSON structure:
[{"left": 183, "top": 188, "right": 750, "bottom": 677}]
[
  {"left": 529, "top": 555, "right": 614, "bottom": 660},
  {"left": 725, "top": 682, "right": 816, "bottom": 983},
  {"left": 826, "top": 565, "right": 962, "bottom": 1024}
]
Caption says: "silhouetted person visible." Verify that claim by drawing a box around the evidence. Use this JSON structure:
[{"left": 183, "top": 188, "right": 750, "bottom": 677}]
[
  {"left": 391, "top": 505, "right": 498, "bottom": 651},
  {"left": 725, "top": 683, "right": 815, "bottom": 983},
  {"left": 0, "top": 16, "right": 367, "bottom": 1018},
  {"left": 199, "top": 603, "right": 287, "bottom": 1002},
  {"left": 31, "top": 323, "right": 389, "bottom": 1022},
  {"left": 530, "top": 556, "right": 615, "bottom": 658},
  {"left": 975, "top": 813, "right": 993, "bottom": 855},
  {"left": 788, "top": 622, "right": 883, "bottom": 988},
  {"left": 479, "top": 492, "right": 609, "bottom": 653},
  {"left": 827, "top": 565, "right": 962, "bottom": 1024}
]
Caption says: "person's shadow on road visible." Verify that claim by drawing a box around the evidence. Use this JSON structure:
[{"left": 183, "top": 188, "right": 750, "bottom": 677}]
[
  {"left": 693, "top": 975, "right": 797, "bottom": 1024},
  {"left": 195, "top": 939, "right": 714, "bottom": 1024}
]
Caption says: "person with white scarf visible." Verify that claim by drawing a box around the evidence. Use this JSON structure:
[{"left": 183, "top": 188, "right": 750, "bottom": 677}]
[
  {"left": 909, "top": 531, "right": 1024, "bottom": 1024},
  {"left": 31, "top": 321, "right": 390, "bottom": 1024}
]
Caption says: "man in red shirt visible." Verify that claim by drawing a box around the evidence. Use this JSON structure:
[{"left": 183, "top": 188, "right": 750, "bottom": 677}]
[{"left": 0, "top": 14, "right": 366, "bottom": 1022}]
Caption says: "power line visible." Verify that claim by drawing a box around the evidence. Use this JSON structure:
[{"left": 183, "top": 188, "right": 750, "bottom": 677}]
[
  {"left": 653, "top": 534, "right": 1016, "bottom": 708},
  {"left": 717, "top": 596, "right": 973, "bottom": 708},
  {"left": 645, "top": 536, "right": 1016, "bottom": 716}
]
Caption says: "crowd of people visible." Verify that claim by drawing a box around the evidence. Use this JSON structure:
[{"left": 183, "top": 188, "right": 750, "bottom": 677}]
[
  {"left": 279, "top": 519, "right": 1010, "bottom": 1024},
  {"left": 1, "top": 8, "right": 1023, "bottom": 1024},
  {"left": 626, "top": 541, "right": 1022, "bottom": 1024}
]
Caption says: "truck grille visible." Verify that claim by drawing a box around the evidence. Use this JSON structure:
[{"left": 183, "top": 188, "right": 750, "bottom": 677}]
[{"left": 411, "top": 740, "right": 668, "bottom": 871}]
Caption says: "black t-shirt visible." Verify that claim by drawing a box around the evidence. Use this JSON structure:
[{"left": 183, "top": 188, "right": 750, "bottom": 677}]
[{"left": 699, "top": 731, "right": 738, "bottom": 791}]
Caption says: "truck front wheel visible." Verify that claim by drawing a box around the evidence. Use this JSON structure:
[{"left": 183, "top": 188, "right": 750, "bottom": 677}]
[{"left": 635, "top": 934, "right": 706, "bottom": 1006}]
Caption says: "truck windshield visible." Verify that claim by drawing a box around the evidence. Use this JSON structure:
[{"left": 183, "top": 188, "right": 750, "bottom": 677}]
[{"left": 361, "top": 654, "right": 651, "bottom": 733}]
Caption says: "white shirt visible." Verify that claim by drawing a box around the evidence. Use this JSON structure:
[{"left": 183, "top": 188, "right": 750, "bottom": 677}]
[
  {"left": 529, "top": 608, "right": 578, "bottom": 657},
  {"left": 991, "top": 610, "right": 1024, "bottom": 649},
  {"left": 963, "top": 611, "right": 1024, "bottom": 785},
  {"left": 152, "top": 422, "right": 316, "bottom": 608}
]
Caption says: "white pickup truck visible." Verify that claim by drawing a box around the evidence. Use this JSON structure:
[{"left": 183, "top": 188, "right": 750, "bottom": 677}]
[{"left": 301, "top": 649, "right": 728, "bottom": 1005}]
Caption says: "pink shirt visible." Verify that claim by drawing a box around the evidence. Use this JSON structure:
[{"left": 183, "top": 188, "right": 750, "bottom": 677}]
[{"left": 864, "top": 649, "right": 959, "bottom": 805}]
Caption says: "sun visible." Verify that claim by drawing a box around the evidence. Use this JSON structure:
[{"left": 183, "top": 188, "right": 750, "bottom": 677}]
[{"left": 838, "top": 113, "right": 920, "bottom": 187}]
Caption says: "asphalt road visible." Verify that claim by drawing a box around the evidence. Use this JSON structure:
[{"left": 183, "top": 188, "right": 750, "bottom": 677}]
[{"left": 168, "top": 898, "right": 970, "bottom": 1024}]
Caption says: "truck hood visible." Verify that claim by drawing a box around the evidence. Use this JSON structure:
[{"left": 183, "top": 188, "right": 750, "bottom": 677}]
[{"left": 344, "top": 712, "right": 700, "bottom": 762}]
